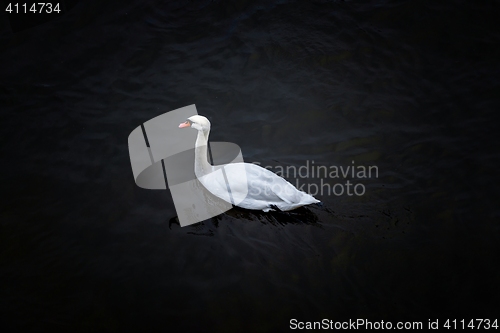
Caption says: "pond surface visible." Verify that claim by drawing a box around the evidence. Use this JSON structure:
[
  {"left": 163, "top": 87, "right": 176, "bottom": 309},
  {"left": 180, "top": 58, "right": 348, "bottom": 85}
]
[{"left": 1, "top": 0, "right": 499, "bottom": 331}]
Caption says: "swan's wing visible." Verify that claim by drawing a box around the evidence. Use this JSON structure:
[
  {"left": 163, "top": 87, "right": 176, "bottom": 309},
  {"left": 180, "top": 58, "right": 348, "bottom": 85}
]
[
  {"left": 241, "top": 163, "right": 303, "bottom": 204},
  {"left": 197, "top": 168, "right": 233, "bottom": 203},
  {"left": 266, "top": 173, "right": 303, "bottom": 204},
  {"left": 199, "top": 164, "right": 252, "bottom": 205},
  {"left": 211, "top": 163, "right": 314, "bottom": 207}
]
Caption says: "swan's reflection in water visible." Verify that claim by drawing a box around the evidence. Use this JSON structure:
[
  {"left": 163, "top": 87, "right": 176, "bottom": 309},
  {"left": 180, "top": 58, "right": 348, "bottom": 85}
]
[{"left": 169, "top": 203, "right": 326, "bottom": 236}]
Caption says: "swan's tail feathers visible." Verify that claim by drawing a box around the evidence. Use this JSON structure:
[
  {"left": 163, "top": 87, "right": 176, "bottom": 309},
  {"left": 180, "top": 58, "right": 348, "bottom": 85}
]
[
  {"left": 271, "top": 177, "right": 321, "bottom": 206},
  {"left": 303, "top": 196, "right": 320, "bottom": 205},
  {"left": 299, "top": 191, "right": 320, "bottom": 205}
]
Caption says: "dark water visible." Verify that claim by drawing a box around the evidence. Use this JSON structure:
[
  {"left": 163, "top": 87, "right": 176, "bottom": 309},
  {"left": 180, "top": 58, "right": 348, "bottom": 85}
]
[{"left": 1, "top": 0, "right": 499, "bottom": 331}]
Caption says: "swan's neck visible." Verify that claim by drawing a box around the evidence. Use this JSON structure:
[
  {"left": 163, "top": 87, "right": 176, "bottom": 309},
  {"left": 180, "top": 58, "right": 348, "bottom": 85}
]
[{"left": 194, "top": 129, "right": 212, "bottom": 177}]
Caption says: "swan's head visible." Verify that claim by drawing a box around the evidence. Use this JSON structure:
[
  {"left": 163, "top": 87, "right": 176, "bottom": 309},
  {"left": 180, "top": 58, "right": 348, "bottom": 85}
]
[{"left": 178, "top": 115, "right": 211, "bottom": 132}]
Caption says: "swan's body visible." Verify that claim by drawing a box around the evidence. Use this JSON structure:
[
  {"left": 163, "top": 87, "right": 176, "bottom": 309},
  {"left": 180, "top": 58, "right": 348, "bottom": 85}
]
[{"left": 179, "top": 115, "right": 320, "bottom": 212}]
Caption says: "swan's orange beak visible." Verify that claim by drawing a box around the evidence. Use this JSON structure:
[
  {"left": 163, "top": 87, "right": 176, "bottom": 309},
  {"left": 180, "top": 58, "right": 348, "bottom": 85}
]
[{"left": 178, "top": 121, "right": 191, "bottom": 128}]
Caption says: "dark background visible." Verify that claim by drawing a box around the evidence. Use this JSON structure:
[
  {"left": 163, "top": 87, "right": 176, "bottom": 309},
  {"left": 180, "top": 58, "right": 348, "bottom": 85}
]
[{"left": 1, "top": 0, "right": 499, "bottom": 331}]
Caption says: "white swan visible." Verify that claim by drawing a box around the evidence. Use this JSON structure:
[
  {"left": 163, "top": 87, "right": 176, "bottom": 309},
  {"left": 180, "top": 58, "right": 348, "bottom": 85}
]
[{"left": 179, "top": 115, "right": 320, "bottom": 212}]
